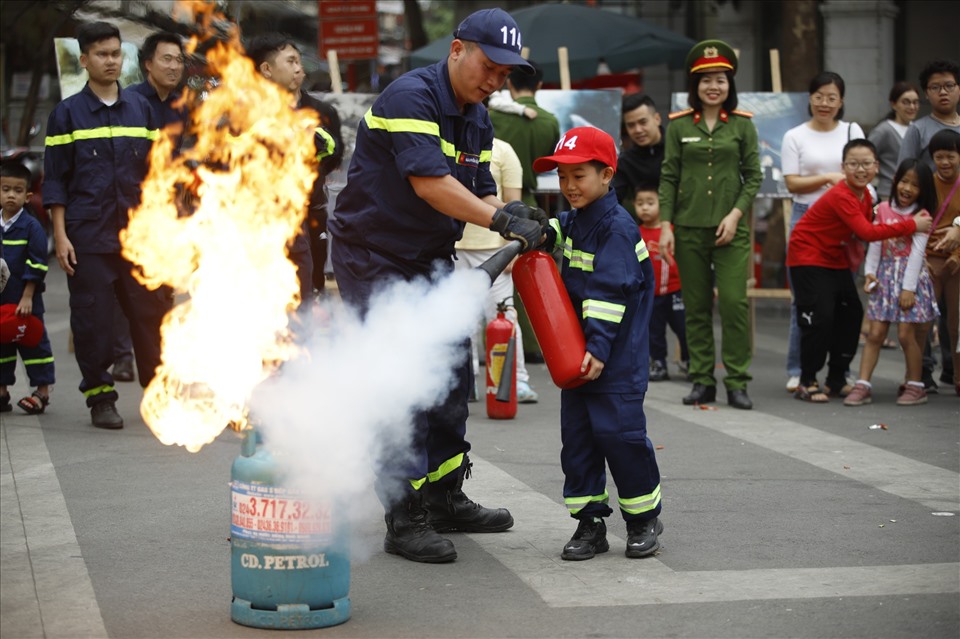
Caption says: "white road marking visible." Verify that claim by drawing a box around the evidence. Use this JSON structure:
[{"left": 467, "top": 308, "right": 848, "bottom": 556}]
[
  {"left": 465, "top": 455, "right": 959, "bottom": 607},
  {"left": 643, "top": 384, "right": 959, "bottom": 512},
  {"left": 1, "top": 417, "right": 107, "bottom": 638}
]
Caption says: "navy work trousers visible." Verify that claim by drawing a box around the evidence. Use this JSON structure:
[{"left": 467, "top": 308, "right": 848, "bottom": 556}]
[
  {"left": 331, "top": 239, "right": 470, "bottom": 504},
  {"left": 560, "top": 391, "right": 662, "bottom": 523},
  {"left": 67, "top": 253, "right": 170, "bottom": 406}
]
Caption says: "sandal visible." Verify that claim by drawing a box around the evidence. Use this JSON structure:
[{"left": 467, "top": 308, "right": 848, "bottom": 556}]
[
  {"left": 881, "top": 338, "right": 898, "bottom": 349},
  {"left": 17, "top": 391, "right": 49, "bottom": 415},
  {"left": 794, "top": 384, "right": 830, "bottom": 403},
  {"left": 824, "top": 383, "right": 854, "bottom": 398}
]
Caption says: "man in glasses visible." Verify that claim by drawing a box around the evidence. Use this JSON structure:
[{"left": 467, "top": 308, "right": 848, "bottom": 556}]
[{"left": 899, "top": 59, "right": 960, "bottom": 170}]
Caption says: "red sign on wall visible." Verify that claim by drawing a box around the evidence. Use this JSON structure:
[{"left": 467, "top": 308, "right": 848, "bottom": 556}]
[{"left": 318, "top": 1, "right": 379, "bottom": 61}]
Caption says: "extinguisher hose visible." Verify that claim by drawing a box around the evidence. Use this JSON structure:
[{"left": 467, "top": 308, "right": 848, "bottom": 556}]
[
  {"left": 476, "top": 241, "right": 523, "bottom": 284},
  {"left": 495, "top": 334, "right": 516, "bottom": 402}
]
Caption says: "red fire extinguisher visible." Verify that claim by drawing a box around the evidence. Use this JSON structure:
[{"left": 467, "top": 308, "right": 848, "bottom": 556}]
[
  {"left": 485, "top": 299, "right": 517, "bottom": 419},
  {"left": 512, "top": 250, "right": 587, "bottom": 389}
]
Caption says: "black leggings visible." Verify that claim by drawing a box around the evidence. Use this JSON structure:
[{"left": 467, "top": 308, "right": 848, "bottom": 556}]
[{"left": 789, "top": 266, "right": 863, "bottom": 389}]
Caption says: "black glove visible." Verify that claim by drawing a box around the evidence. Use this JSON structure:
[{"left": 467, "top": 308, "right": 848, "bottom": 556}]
[
  {"left": 490, "top": 208, "right": 544, "bottom": 252},
  {"left": 504, "top": 200, "right": 549, "bottom": 226}
]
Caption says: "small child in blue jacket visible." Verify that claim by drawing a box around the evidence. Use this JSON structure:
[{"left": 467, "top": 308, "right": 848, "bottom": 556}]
[
  {"left": 534, "top": 127, "right": 663, "bottom": 560},
  {"left": 1, "top": 162, "right": 54, "bottom": 414}
]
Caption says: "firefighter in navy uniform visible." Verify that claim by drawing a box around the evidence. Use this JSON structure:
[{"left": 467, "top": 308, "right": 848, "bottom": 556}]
[
  {"left": 43, "top": 22, "right": 169, "bottom": 429},
  {"left": 657, "top": 40, "right": 762, "bottom": 410},
  {"left": 330, "top": 8, "right": 545, "bottom": 563},
  {"left": 247, "top": 34, "right": 343, "bottom": 307}
]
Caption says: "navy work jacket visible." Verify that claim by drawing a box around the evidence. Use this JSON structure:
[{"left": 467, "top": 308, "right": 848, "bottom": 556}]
[
  {"left": 330, "top": 59, "right": 497, "bottom": 266},
  {"left": 43, "top": 83, "right": 159, "bottom": 254},
  {"left": 550, "top": 188, "right": 654, "bottom": 394},
  {"left": 0, "top": 211, "right": 49, "bottom": 314}
]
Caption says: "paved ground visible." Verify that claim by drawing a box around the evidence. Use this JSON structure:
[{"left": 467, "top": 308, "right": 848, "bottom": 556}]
[{"left": 2, "top": 263, "right": 958, "bottom": 639}]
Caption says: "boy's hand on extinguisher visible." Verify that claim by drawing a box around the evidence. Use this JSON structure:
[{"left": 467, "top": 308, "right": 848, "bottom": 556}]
[{"left": 580, "top": 351, "right": 605, "bottom": 381}]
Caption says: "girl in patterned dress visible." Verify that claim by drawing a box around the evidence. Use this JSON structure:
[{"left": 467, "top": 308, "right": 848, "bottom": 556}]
[{"left": 845, "top": 159, "right": 940, "bottom": 406}]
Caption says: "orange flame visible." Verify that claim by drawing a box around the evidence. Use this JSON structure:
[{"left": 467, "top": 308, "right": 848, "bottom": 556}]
[{"left": 122, "top": 1, "right": 319, "bottom": 452}]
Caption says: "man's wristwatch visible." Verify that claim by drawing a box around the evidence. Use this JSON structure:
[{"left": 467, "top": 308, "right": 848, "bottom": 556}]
[{"left": 951, "top": 215, "right": 960, "bottom": 228}]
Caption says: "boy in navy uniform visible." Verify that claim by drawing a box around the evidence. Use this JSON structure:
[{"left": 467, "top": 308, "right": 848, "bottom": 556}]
[
  {"left": 1, "top": 163, "right": 55, "bottom": 414},
  {"left": 535, "top": 127, "right": 664, "bottom": 560},
  {"left": 43, "top": 22, "right": 168, "bottom": 429}
]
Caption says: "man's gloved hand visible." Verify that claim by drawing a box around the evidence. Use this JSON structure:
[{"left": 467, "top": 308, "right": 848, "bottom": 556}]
[
  {"left": 503, "top": 200, "right": 548, "bottom": 226},
  {"left": 490, "top": 208, "right": 544, "bottom": 252},
  {"left": 503, "top": 201, "right": 553, "bottom": 249}
]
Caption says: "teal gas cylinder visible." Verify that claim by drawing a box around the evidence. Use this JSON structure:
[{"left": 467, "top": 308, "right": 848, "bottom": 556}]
[{"left": 230, "top": 429, "right": 350, "bottom": 629}]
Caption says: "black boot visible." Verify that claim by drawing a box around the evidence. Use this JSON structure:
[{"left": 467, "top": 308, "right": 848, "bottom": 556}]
[
  {"left": 561, "top": 517, "right": 609, "bottom": 561},
  {"left": 384, "top": 492, "right": 457, "bottom": 563},
  {"left": 625, "top": 517, "right": 663, "bottom": 558},
  {"left": 682, "top": 383, "right": 716, "bottom": 405},
  {"left": 424, "top": 455, "right": 514, "bottom": 533}
]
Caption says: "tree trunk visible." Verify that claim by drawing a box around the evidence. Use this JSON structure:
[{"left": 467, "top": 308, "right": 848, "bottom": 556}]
[{"left": 780, "top": 0, "right": 820, "bottom": 92}]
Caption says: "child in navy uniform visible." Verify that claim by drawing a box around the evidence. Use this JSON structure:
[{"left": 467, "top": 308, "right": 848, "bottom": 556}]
[
  {"left": 534, "top": 127, "right": 664, "bottom": 560},
  {"left": 0, "top": 163, "right": 55, "bottom": 414},
  {"left": 635, "top": 183, "right": 689, "bottom": 381}
]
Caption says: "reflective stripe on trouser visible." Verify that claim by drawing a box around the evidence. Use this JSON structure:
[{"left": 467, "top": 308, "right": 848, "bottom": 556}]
[
  {"left": 673, "top": 224, "right": 752, "bottom": 390},
  {"left": 0, "top": 320, "right": 55, "bottom": 387},
  {"left": 560, "top": 390, "right": 662, "bottom": 522},
  {"left": 67, "top": 253, "right": 170, "bottom": 406},
  {"left": 332, "top": 240, "right": 471, "bottom": 507}
]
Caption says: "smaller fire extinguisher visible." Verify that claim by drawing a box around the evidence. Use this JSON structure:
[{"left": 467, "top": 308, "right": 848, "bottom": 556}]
[{"left": 485, "top": 299, "right": 517, "bottom": 419}]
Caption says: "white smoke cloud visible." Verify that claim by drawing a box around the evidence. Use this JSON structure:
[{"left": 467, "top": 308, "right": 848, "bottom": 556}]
[{"left": 248, "top": 265, "right": 492, "bottom": 558}]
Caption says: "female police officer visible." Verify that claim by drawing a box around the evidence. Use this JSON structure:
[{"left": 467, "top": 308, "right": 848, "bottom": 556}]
[{"left": 657, "top": 40, "right": 762, "bottom": 409}]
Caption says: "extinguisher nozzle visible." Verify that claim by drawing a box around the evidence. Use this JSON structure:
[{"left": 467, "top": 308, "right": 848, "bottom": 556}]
[{"left": 476, "top": 241, "right": 523, "bottom": 284}]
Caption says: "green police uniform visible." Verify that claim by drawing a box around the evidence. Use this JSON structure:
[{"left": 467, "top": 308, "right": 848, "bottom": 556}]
[{"left": 658, "top": 60, "right": 761, "bottom": 392}]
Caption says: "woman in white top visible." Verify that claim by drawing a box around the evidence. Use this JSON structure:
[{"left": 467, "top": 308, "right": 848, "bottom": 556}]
[
  {"left": 868, "top": 82, "right": 921, "bottom": 200},
  {"left": 781, "top": 72, "right": 864, "bottom": 393}
]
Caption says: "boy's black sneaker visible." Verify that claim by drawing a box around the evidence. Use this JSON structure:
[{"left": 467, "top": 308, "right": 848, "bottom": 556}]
[
  {"left": 649, "top": 360, "right": 669, "bottom": 382},
  {"left": 561, "top": 517, "right": 608, "bottom": 561},
  {"left": 625, "top": 517, "right": 663, "bottom": 558}
]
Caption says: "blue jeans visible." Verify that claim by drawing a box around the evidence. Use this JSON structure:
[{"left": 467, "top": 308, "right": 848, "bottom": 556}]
[{"left": 786, "top": 202, "right": 808, "bottom": 377}]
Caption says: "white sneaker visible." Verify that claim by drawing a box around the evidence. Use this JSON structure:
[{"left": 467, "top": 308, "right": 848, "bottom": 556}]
[
  {"left": 786, "top": 375, "right": 800, "bottom": 392},
  {"left": 516, "top": 381, "right": 539, "bottom": 404}
]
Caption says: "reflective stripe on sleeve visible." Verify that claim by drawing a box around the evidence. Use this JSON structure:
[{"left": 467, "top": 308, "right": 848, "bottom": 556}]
[
  {"left": 409, "top": 477, "right": 427, "bottom": 491},
  {"left": 314, "top": 127, "right": 336, "bottom": 160},
  {"left": 26, "top": 260, "right": 48, "bottom": 272},
  {"left": 2, "top": 239, "right": 28, "bottom": 246},
  {"left": 636, "top": 239, "right": 650, "bottom": 262},
  {"left": 582, "top": 299, "right": 625, "bottom": 323}
]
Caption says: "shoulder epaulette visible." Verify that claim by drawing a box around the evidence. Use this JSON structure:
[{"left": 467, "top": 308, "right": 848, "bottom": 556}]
[
  {"left": 731, "top": 109, "right": 753, "bottom": 118},
  {"left": 668, "top": 108, "right": 694, "bottom": 120}
]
